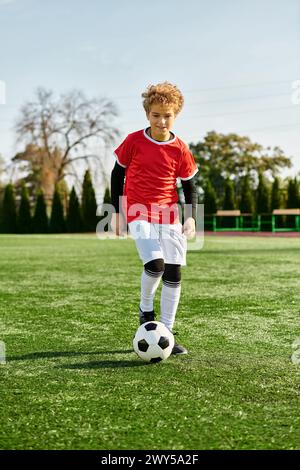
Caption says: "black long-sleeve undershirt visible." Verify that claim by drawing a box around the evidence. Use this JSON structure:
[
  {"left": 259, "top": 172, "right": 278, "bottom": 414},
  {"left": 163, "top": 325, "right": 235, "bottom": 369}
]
[
  {"left": 110, "top": 161, "right": 198, "bottom": 221},
  {"left": 181, "top": 177, "right": 198, "bottom": 221},
  {"left": 110, "top": 162, "right": 126, "bottom": 213}
]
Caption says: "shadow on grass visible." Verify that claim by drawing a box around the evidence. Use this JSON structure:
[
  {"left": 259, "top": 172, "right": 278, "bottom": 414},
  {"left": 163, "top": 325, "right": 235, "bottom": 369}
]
[
  {"left": 7, "top": 350, "right": 148, "bottom": 369},
  {"left": 56, "top": 360, "right": 148, "bottom": 369},
  {"left": 7, "top": 349, "right": 134, "bottom": 361}
]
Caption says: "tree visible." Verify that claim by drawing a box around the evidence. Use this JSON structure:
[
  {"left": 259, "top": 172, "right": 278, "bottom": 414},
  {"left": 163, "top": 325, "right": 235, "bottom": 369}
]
[
  {"left": 256, "top": 173, "right": 270, "bottom": 214},
  {"left": 0, "top": 154, "right": 6, "bottom": 187},
  {"left": 33, "top": 190, "right": 48, "bottom": 233},
  {"left": 287, "top": 178, "right": 300, "bottom": 208},
  {"left": 17, "top": 184, "right": 32, "bottom": 233},
  {"left": 98, "top": 186, "right": 112, "bottom": 232},
  {"left": 190, "top": 131, "right": 292, "bottom": 197},
  {"left": 0, "top": 179, "right": 4, "bottom": 230},
  {"left": 240, "top": 175, "right": 255, "bottom": 214},
  {"left": 1, "top": 184, "right": 17, "bottom": 233},
  {"left": 50, "top": 186, "right": 65, "bottom": 233},
  {"left": 103, "top": 186, "right": 111, "bottom": 205},
  {"left": 66, "top": 186, "right": 82, "bottom": 233},
  {"left": 81, "top": 170, "right": 98, "bottom": 232},
  {"left": 203, "top": 180, "right": 217, "bottom": 214},
  {"left": 222, "top": 178, "right": 236, "bottom": 210},
  {"left": 13, "top": 88, "right": 119, "bottom": 201},
  {"left": 271, "top": 177, "right": 282, "bottom": 210}
]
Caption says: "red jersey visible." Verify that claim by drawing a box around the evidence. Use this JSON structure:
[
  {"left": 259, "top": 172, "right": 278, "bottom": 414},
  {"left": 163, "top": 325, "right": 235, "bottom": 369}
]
[{"left": 114, "top": 128, "right": 198, "bottom": 224}]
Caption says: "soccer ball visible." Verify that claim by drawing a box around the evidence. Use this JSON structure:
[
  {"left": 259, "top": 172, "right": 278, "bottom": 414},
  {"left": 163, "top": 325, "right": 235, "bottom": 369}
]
[{"left": 133, "top": 321, "right": 175, "bottom": 363}]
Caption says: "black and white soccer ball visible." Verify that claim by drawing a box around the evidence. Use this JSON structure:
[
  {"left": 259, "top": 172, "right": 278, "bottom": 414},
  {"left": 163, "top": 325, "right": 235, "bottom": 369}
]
[{"left": 133, "top": 321, "right": 175, "bottom": 363}]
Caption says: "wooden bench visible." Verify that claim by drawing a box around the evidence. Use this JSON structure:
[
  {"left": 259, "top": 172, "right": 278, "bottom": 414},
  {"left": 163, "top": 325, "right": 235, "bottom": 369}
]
[
  {"left": 272, "top": 209, "right": 300, "bottom": 215},
  {"left": 208, "top": 210, "right": 260, "bottom": 231},
  {"left": 205, "top": 208, "right": 300, "bottom": 232},
  {"left": 216, "top": 210, "right": 241, "bottom": 217},
  {"left": 271, "top": 209, "right": 300, "bottom": 232}
]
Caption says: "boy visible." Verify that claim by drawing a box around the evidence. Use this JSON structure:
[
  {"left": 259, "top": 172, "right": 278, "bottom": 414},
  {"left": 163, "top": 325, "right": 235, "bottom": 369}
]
[{"left": 111, "top": 82, "right": 198, "bottom": 354}]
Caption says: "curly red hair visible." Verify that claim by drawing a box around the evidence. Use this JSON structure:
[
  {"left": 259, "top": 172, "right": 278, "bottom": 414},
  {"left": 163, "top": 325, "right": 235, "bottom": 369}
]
[{"left": 142, "top": 81, "right": 184, "bottom": 116}]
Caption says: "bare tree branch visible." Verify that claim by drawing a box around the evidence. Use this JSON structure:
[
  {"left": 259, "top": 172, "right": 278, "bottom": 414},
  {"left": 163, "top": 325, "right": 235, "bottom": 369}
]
[{"left": 13, "top": 87, "right": 119, "bottom": 200}]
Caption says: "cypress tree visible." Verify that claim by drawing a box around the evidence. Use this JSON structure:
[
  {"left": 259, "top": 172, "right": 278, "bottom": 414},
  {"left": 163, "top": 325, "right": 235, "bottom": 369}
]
[
  {"left": 17, "top": 184, "right": 32, "bottom": 233},
  {"left": 223, "top": 178, "right": 236, "bottom": 210},
  {"left": 256, "top": 172, "right": 270, "bottom": 214},
  {"left": 287, "top": 178, "right": 299, "bottom": 208},
  {"left": 33, "top": 190, "right": 48, "bottom": 233},
  {"left": 240, "top": 175, "right": 254, "bottom": 214},
  {"left": 2, "top": 184, "right": 17, "bottom": 233},
  {"left": 50, "top": 186, "right": 65, "bottom": 233},
  {"left": 81, "top": 170, "right": 97, "bottom": 232},
  {"left": 271, "top": 177, "right": 282, "bottom": 210},
  {"left": 203, "top": 180, "right": 217, "bottom": 214},
  {"left": 0, "top": 193, "right": 3, "bottom": 233},
  {"left": 103, "top": 187, "right": 111, "bottom": 204},
  {"left": 101, "top": 187, "right": 112, "bottom": 232},
  {"left": 0, "top": 189, "right": 4, "bottom": 232},
  {"left": 66, "top": 186, "right": 82, "bottom": 233}
]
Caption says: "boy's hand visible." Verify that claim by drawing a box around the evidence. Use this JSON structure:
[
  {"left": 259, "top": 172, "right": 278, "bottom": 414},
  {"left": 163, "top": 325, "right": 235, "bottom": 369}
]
[
  {"left": 182, "top": 217, "right": 196, "bottom": 239},
  {"left": 111, "top": 213, "right": 127, "bottom": 236}
]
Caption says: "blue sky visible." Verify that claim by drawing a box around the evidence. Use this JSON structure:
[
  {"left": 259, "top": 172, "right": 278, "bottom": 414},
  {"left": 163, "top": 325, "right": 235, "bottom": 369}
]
[{"left": 0, "top": 0, "right": 300, "bottom": 179}]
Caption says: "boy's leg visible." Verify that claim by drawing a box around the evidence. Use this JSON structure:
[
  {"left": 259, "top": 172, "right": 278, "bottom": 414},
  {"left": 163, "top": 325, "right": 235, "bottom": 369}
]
[
  {"left": 160, "top": 263, "right": 181, "bottom": 331},
  {"left": 159, "top": 224, "right": 188, "bottom": 354},
  {"left": 140, "top": 258, "right": 164, "bottom": 322},
  {"left": 128, "top": 220, "right": 165, "bottom": 323},
  {"left": 160, "top": 263, "right": 187, "bottom": 355}
]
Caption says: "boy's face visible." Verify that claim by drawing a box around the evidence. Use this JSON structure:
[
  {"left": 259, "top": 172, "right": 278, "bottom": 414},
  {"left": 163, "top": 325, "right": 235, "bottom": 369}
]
[{"left": 146, "top": 104, "right": 176, "bottom": 141}]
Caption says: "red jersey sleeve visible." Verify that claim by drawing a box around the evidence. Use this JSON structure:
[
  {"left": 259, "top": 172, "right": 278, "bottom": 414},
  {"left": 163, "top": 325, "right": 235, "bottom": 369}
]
[
  {"left": 178, "top": 145, "right": 198, "bottom": 180},
  {"left": 114, "top": 135, "right": 132, "bottom": 168}
]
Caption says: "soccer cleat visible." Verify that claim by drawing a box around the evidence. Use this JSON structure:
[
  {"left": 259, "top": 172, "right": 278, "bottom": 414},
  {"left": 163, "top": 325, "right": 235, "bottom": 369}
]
[
  {"left": 139, "top": 308, "right": 156, "bottom": 325},
  {"left": 172, "top": 342, "right": 188, "bottom": 355},
  {"left": 171, "top": 332, "right": 188, "bottom": 355}
]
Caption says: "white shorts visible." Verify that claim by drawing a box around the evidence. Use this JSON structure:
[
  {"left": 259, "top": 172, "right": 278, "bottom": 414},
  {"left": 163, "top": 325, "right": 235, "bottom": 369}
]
[{"left": 128, "top": 220, "right": 187, "bottom": 266}]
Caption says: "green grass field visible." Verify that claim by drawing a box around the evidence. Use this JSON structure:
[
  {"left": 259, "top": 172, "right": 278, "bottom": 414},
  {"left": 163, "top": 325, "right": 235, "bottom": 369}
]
[{"left": 1, "top": 234, "right": 300, "bottom": 450}]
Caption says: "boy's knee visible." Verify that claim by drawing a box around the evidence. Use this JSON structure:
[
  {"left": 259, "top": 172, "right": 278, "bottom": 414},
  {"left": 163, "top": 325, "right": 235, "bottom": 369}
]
[
  {"left": 162, "top": 263, "right": 181, "bottom": 284},
  {"left": 144, "top": 258, "right": 165, "bottom": 276}
]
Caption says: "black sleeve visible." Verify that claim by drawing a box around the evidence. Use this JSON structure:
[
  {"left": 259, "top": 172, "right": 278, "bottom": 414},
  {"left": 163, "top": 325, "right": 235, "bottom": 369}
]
[
  {"left": 111, "top": 161, "right": 125, "bottom": 213},
  {"left": 181, "top": 176, "right": 198, "bottom": 222}
]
